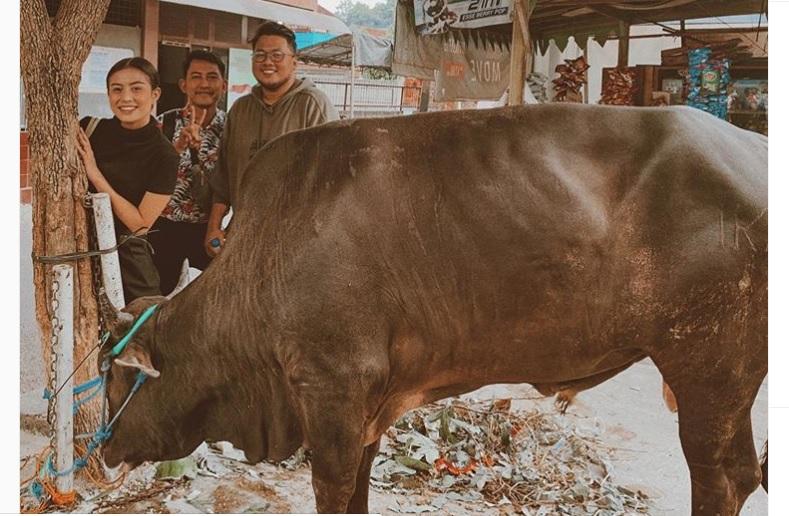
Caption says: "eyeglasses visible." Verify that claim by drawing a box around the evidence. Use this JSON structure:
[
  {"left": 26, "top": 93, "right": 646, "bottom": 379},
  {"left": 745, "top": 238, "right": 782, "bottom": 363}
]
[{"left": 252, "top": 50, "right": 293, "bottom": 63}]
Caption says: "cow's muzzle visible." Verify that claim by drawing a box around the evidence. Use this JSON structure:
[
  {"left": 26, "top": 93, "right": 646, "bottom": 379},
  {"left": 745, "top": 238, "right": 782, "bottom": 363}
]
[{"left": 101, "top": 458, "right": 129, "bottom": 483}]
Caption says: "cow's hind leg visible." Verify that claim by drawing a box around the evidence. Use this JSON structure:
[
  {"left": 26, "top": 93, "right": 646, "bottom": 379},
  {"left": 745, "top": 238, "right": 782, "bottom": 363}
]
[
  {"left": 759, "top": 441, "right": 767, "bottom": 491},
  {"left": 659, "top": 361, "right": 764, "bottom": 515}
]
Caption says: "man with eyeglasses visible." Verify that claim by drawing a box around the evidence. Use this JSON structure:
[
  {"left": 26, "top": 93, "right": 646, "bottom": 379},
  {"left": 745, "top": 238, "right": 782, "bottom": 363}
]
[{"left": 205, "top": 21, "right": 339, "bottom": 256}]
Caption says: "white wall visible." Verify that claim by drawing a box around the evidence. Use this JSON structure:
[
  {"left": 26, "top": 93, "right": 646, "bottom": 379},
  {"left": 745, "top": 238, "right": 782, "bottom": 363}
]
[
  {"left": 78, "top": 24, "right": 142, "bottom": 119},
  {"left": 20, "top": 205, "right": 45, "bottom": 416},
  {"left": 532, "top": 24, "right": 683, "bottom": 104}
]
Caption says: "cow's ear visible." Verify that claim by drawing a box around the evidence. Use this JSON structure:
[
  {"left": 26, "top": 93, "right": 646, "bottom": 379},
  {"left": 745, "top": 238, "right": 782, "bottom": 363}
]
[{"left": 114, "top": 344, "right": 160, "bottom": 378}]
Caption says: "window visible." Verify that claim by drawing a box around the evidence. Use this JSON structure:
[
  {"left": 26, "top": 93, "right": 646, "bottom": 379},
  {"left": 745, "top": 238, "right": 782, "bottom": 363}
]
[{"left": 44, "top": 0, "right": 141, "bottom": 27}]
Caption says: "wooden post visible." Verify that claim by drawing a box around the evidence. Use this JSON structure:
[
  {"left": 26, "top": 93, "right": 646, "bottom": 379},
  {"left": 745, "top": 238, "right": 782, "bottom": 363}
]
[
  {"left": 418, "top": 80, "right": 431, "bottom": 112},
  {"left": 680, "top": 19, "right": 686, "bottom": 48},
  {"left": 508, "top": 0, "right": 532, "bottom": 106},
  {"left": 617, "top": 21, "right": 630, "bottom": 68},
  {"left": 141, "top": 0, "right": 159, "bottom": 65},
  {"left": 349, "top": 35, "right": 356, "bottom": 118},
  {"left": 53, "top": 264, "right": 75, "bottom": 494},
  {"left": 582, "top": 46, "right": 589, "bottom": 103}
]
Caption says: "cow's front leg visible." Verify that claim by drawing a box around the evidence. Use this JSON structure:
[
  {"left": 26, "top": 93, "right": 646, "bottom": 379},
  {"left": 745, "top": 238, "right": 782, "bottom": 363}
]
[
  {"left": 347, "top": 438, "right": 381, "bottom": 513},
  {"left": 300, "top": 394, "right": 373, "bottom": 513},
  {"left": 310, "top": 442, "right": 364, "bottom": 513}
]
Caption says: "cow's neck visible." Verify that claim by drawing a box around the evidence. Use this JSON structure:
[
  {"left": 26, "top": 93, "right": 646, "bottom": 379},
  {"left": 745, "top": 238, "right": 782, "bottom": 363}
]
[{"left": 154, "top": 287, "right": 303, "bottom": 463}]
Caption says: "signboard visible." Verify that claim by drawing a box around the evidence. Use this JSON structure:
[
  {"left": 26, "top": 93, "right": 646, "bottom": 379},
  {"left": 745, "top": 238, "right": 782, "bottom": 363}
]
[
  {"left": 433, "top": 33, "right": 510, "bottom": 101},
  {"left": 227, "top": 48, "right": 257, "bottom": 109},
  {"left": 79, "top": 46, "right": 134, "bottom": 94},
  {"left": 414, "top": 0, "right": 511, "bottom": 35}
]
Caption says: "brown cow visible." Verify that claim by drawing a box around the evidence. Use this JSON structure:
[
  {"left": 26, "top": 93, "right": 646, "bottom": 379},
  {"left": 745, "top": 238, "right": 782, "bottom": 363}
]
[{"left": 97, "top": 104, "right": 767, "bottom": 514}]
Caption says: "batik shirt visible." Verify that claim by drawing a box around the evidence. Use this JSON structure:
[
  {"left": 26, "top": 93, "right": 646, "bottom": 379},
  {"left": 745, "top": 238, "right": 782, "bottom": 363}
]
[{"left": 159, "top": 109, "right": 226, "bottom": 224}]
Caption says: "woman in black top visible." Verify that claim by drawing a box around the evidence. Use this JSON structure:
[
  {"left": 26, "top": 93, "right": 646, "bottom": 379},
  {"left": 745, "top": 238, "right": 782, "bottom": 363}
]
[{"left": 76, "top": 57, "right": 179, "bottom": 302}]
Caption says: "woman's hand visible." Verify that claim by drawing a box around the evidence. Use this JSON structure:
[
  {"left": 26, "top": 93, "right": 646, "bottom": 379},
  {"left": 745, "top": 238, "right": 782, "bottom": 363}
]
[{"left": 76, "top": 127, "right": 102, "bottom": 185}]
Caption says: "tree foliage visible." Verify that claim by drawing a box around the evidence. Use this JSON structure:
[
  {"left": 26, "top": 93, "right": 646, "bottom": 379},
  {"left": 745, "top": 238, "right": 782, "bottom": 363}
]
[{"left": 334, "top": 0, "right": 396, "bottom": 33}]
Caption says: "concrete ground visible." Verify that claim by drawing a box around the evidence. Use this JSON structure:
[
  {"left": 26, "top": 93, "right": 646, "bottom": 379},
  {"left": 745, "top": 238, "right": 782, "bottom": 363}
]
[
  {"left": 19, "top": 359, "right": 768, "bottom": 514},
  {"left": 471, "top": 361, "right": 767, "bottom": 515}
]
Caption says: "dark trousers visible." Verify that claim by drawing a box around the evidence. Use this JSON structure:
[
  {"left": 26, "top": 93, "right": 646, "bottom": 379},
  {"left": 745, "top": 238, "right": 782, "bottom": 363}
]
[
  {"left": 117, "top": 233, "right": 161, "bottom": 303},
  {"left": 149, "top": 218, "right": 211, "bottom": 295}
]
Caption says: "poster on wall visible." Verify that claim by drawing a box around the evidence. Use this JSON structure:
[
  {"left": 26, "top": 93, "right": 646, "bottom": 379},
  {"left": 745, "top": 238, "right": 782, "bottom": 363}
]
[
  {"left": 227, "top": 48, "right": 257, "bottom": 109},
  {"left": 80, "top": 46, "right": 134, "bottom": 94},
  {"left": 414, "top": 0, "right": 511, "bottom": 35},
  {"left": 78, "top": 45, "right": 135, "bottom": 118}
]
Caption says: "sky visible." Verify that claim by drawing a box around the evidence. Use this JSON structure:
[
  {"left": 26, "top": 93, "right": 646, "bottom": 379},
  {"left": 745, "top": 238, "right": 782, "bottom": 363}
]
[{"left": 319, "top": 0, "right": 386, "bottom": 14}]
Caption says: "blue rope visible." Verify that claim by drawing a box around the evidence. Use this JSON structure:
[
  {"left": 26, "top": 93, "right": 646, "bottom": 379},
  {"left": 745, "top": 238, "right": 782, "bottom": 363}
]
[
  {"left": 30, "top": 315, "right": 156, "bottom": 498},
  {"left": 29, "top": 480, "right": 44, "bottom": 500},
  {"left": 44, "top": 424, "right": 113, "bottom": 477},
  {"left": 29, "top": 454, "right": 53, "bottom": 501},
  {"left": 44, "top": 372, "right": 147, "bottom": 478},
  {"left": 41, "top": 332, "right": 110, "bottom": 402},
  {"left": 72, "top": 379, "right": 105, "bottom": 414},
  {"left": 73, "top": 376, "right": 103, "bottom": 395},
  {"left": 43, "top": 376, "right": 106, "bottom": 414},
  {"left": 43, "top": 375, "right": 103, "bottom": 401}
]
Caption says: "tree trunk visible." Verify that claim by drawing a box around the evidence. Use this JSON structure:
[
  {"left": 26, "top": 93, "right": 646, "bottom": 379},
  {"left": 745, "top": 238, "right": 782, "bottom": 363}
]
[{"left": 20, "top": 0, "right": 111, "bottom": 460}]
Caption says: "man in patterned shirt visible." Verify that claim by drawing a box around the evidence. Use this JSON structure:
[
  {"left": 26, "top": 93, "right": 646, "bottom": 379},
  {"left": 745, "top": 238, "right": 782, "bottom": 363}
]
[{"left": 149, "top": 50, "right": 227, "bottom": 293}]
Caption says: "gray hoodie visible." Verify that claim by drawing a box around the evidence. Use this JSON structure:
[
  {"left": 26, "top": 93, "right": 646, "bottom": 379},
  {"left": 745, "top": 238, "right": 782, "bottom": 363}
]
[{"left": 211, "top": 78, "right": 339, "bottom": 206}]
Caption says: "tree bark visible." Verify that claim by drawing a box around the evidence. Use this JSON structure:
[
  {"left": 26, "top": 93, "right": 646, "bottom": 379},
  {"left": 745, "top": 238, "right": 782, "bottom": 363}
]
[{"left": 20, "top": 0, "right": 111, "bottom": 455}]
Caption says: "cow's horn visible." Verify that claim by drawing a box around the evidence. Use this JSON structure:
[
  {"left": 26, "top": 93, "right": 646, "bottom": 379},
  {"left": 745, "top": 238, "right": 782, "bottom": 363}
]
[
  {"left": 98, "top": 288, "right": 133, "bottom": 331},
  {"left": 166, "top": 259, "right": 191, "bottom": 300}
]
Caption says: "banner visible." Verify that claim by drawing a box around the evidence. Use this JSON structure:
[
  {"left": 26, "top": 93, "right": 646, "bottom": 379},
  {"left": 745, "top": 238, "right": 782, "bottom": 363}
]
[
  {"left": 433, "top": 32, "right": 510, "bottom": 101},
  {"left": 414, "top": 0, "right": 511, "bottom": 35},
  {"left": 79, "top": 46, "right": 134, "bottom": 94},
  {"left": 227, "top": 48, "right": 256, "bottom": 109},
  {"left": 394, "top": 1, "right": 510, "bottom": 101}
]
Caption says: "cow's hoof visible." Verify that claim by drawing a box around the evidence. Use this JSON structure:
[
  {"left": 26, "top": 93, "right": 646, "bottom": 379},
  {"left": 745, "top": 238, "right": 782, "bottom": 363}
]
[
  {"left": 554, "top": 390, "right": 575, "bottom": 414},
  {"left": 760, "top": 442, "right": 768, "bottom": 492},
  {"left": 662, "top": 381, "right": 678, "bottom": 413}
]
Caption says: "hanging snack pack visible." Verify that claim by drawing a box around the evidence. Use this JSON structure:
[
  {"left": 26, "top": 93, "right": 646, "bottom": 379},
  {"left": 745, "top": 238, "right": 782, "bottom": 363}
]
[
  {"left": 686, "top": 47, "right": 731, "bottom": 119},
  {"left": 552, "top": 56, "right": 589, "bottom": 102},
  {"left": 599, "top": 68, "right": 639, "bottom": 105},
  {"left": 527, "top": 72, "right": 550, "bottom": 103}
]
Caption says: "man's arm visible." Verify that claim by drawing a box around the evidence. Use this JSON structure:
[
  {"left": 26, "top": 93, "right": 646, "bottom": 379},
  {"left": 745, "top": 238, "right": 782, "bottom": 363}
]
[
  {"left": 205, "top": 112, "right": 232, "bottom": 256},
  {"left": 204, "top": 202, "right": 228, "bottom": 257},
  {"left": 304, "top": 92, "right": 340, "bottom": 126}
]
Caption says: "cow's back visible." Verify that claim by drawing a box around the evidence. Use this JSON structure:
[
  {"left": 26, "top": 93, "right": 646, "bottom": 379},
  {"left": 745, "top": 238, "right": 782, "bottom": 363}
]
[
  {"left": 236, "top": 104, "right": 766, "bottom": 245},
  {"left": 229, "top": 104, "right": 766, "bottom": 387}
]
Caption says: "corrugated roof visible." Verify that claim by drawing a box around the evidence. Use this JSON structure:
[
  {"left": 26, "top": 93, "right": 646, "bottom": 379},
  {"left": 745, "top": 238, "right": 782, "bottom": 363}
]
[{"left": 161, "top": 0, "right": 351, "bottom": 34}]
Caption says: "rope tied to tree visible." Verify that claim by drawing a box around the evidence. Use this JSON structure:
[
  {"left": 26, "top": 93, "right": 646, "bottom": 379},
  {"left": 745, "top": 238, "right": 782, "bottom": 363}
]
[{"left": 32, "top": 228, "right": 155, "bottom": 264}]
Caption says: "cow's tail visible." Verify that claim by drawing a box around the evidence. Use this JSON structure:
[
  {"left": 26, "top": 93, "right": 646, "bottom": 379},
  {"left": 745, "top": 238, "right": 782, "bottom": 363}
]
[{"left": 760, "top": 441, "right": 768, "bottom": 492}]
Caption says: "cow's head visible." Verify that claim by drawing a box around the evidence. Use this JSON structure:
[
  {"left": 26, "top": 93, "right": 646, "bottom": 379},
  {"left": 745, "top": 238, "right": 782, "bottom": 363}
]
[{"left": 97, "top": 267, "right": 201, "bottom": 470}]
